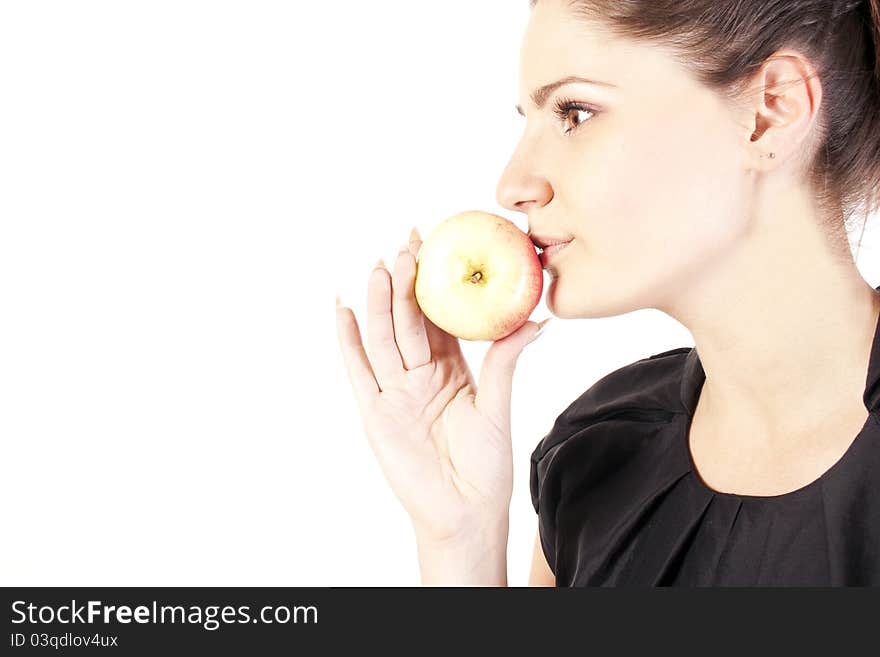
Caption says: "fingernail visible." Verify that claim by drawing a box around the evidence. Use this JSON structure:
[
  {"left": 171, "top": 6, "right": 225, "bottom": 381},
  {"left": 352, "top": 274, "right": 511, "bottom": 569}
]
[
  {"left": 529, "top": 317, "right": 553, "bottom": 343},
  {"left": 375, "top": 257, "right": 386, "bottom": 270},
  {"left": 336, "top": 295, "right": 343, "bottom": 308},
  {"left": 410, "top": 226, "right": 421, "bottom": 242}
]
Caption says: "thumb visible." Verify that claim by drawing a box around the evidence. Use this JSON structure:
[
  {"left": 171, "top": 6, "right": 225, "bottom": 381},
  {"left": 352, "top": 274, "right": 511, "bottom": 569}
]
[{"left": 474, "top": 317, "right": 552, "bottom": 434}]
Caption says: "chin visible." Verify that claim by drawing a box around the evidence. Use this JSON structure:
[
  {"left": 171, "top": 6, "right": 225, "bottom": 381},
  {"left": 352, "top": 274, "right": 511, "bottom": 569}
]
[
  {"left": 545, "top": 286, "right": 577, "bottom": 319},
  {"left": 548, "top": 278, "right": 643, "bottom": 320}
]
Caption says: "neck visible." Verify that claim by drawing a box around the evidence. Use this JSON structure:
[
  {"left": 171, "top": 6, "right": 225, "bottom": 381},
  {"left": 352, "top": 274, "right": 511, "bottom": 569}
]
[{"left": 659, "top": 191, "right": 880, "bottom": 440}]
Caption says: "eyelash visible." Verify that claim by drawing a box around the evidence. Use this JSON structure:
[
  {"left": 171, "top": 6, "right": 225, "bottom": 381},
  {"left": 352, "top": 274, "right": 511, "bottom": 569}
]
[{"left": 552, "top": 96, "right": 599, "bottom": 135}]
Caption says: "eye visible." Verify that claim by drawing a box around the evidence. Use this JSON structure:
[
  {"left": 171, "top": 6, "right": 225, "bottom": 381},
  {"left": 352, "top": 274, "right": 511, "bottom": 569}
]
[{"left": 552, "top": 96, "right": 598, "bottom": 136}]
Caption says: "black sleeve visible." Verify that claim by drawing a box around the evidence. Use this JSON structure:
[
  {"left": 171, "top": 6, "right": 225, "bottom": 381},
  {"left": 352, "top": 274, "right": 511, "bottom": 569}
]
[
  {"left": 528, "top": 347, "right": 691, "bottom": 578},
  {"left": 529, "top": 426, "right": 567, "bottom": 576},
  {"left": 528, "top": 386, "right": 605, "bottom": 578}
]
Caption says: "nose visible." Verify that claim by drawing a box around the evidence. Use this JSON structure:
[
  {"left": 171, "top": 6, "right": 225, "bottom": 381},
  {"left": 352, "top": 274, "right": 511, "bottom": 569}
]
[{"left": 495, "top": 149, "right": 553, "bottom": 214}]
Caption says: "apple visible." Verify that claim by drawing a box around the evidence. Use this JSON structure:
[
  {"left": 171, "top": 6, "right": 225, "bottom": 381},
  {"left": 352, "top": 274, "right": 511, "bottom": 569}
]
[{"left": 414, "top": 210, "right": 544, "bottom": 341}]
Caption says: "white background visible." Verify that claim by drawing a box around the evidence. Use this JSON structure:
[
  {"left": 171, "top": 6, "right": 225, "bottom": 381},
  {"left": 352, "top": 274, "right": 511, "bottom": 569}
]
[{"left": 1, "top": 1, "right": 878, "bottom": 586}]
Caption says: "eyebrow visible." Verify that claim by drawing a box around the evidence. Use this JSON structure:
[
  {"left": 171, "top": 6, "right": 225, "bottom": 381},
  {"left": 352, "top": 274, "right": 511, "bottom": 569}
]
[{"left": 515, "top": 75, "right": 616, "bottom": 116}]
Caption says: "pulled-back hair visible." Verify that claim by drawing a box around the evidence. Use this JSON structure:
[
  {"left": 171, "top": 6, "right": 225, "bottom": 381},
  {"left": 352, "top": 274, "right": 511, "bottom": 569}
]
[{"left": 529, "top": 0, "right": 880, "bottom": 252}]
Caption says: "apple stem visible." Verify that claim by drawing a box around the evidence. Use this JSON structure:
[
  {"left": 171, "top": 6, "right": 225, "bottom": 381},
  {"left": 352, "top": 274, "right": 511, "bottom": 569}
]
[{"left": 470, "top": 272, "right": 483, "bottom": 284}]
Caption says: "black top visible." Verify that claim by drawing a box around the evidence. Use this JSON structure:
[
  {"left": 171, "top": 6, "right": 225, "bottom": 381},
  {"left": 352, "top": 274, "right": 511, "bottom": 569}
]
[{"left": 530, "top": 289, "right": 880, "bottom": 586}]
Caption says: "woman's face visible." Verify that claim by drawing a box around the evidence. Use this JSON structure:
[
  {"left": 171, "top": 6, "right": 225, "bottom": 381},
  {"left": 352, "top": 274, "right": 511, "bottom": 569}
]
[{"left": 496, "top": 0, "right": 754, "bottom": 318}]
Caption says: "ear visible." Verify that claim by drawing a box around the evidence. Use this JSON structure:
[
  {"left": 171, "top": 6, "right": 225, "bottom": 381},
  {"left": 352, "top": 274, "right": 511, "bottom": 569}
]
[{"left": 740, "top": 48, "right": 823, "bottom": 171}]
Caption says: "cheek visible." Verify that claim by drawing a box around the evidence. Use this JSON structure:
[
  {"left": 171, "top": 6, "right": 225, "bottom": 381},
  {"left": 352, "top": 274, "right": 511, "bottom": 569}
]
[{"left": 568, "top": 107, "right": 747, "bottom": 271}]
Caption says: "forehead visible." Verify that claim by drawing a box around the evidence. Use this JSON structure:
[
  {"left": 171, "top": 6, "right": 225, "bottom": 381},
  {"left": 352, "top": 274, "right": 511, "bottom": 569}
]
[{"left": 519, "top": 1, "right": 688, "bottom": 101}]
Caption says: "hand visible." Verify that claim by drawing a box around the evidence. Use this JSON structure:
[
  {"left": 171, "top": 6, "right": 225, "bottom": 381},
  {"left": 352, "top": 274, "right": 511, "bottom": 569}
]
[{"left": 335, "top": 227, "right": 549, "bottom": 545}]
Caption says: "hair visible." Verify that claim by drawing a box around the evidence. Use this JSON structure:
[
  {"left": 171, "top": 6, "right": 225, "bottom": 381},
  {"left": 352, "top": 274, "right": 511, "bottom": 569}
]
[{"left": 529, "top": 0, "right": 880, "bottom": 258}]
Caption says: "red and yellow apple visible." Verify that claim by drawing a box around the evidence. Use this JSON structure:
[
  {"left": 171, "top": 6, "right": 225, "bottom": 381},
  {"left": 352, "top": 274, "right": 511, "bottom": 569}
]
[{"left": 414, "top": 211, "right": 544, "bottom": 341}]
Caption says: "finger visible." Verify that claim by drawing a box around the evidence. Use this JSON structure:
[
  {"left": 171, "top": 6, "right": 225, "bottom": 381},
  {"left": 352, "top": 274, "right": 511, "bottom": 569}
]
[
  {"left": 408, "top": 229, "right": 464, "bottom": 364},
  {"left": 335, "top": 297, "right": 380, "bottom": 404},
  {"left": 391, "top": 241, "right": 431, "bottom": 370},
  {"left": 366, "top": 259, "right": 405, "bottom": 387},
  {"left": 474, "top": 318, "right": 550, "bottom": 435},
  {"left": 406, "top": 227, "right": 421, "bottom": 259}
]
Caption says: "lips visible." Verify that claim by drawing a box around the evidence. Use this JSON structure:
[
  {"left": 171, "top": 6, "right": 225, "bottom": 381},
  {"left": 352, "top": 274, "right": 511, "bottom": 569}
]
[
  {"left": 538, "top": 240, "right": 572, "bottom": 267},
  {"left": 528, "top": 233, "right": 574, "bottom": 251},
  {"left": 528, "top": 231, "right": 574, "bottom": 268}
]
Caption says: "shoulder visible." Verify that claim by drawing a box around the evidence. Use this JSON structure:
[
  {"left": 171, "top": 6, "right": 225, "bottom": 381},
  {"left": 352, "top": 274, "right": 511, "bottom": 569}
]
[
  {"left": 529, "top": 346, "right": 691, "bottom": 513},
  {"left": 555, "top": 346, "right": 692, "bottom": 427}
]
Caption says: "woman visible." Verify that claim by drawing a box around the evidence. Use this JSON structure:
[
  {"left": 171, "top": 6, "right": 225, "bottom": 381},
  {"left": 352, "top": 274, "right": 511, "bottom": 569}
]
[{"left": 335, "top": 0, "right": 880, "bottom": 586}]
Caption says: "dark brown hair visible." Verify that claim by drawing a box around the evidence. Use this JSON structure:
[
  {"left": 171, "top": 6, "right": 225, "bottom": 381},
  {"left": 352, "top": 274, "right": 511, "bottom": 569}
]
[{"left": 530, "top": 0, "right": 880, "bottom": 255}]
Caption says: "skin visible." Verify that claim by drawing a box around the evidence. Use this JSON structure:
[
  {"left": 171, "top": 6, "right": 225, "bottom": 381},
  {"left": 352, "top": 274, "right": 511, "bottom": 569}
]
[{"left": 497, "top": 0, "right": 880, "bottom": 582}]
